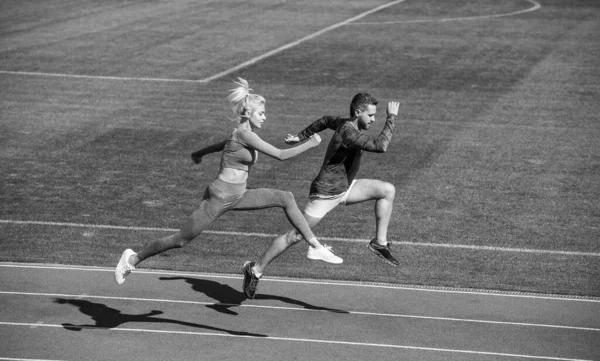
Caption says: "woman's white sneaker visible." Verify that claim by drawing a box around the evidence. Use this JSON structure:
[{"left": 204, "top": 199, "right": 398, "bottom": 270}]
[
  {"left": 307, "top": 244, "right": 343, "bottom": 264},
  {"left": 115, "top": 249, "right": 137, "bottom": 285}
]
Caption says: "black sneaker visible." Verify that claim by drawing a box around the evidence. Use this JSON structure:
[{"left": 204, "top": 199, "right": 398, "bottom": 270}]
[
  {"left": 368, "top": 240, "right": 399, "bottom": 266},
  {"left": 242, "top": 261, "right": 260, "bottom": 299}
]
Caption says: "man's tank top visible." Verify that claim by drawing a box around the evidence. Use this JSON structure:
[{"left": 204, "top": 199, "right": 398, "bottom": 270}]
[{"left": 220, "top": 129, "right": 257, "bottom": 171}]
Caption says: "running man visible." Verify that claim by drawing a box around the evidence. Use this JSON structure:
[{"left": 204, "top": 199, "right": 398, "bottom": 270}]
[{"left": 242, "top": 93, "right": 399, "bottom": 298}]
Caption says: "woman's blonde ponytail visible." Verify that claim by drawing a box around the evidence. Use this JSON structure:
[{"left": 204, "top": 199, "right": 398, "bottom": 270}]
[{"left": 227, "top": 77, "right": 265, "bottom": 122}]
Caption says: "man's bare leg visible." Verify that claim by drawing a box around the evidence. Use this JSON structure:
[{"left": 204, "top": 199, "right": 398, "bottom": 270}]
[{"left": 345, "top": 179, "right": 395, "bottom": 245}]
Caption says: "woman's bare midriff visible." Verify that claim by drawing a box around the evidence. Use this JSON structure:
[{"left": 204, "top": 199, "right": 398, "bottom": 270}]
[{"left": 218, "top": 167, "right": 248, "bottom": 184}]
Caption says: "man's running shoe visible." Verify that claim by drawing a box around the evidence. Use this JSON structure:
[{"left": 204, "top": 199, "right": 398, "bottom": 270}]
[
  {"left": 368, "top": 240, "right": 399, "bottom": 266},
  {"left": 115, "top": 249, "right": 137, "bottom": 285},
  {"left": 307, "top": 244, "right": 343, "bottom": 264},
  {"left": 242, "top": 261, "right": 260, "bottom": 299}
]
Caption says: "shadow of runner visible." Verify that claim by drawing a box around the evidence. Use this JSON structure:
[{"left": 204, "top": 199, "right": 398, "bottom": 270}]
[
  {"left": 53, "top": 298, "right": 267, "bottom": 337},
  {"left": 159, "top": 276, "right": 349, "bottom": 315}
]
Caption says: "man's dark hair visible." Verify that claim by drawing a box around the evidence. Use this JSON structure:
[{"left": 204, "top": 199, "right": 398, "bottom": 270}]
[{"left": 349, "top": 93, "right": 378, "bottom": 117}]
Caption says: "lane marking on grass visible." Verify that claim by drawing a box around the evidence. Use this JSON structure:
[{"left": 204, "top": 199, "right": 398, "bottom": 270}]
[
  {"left": 2, "top": 263, "right": 600, "bottom": 302},
  {"left": 195, "top": 0, "right": 408, "bottom": 83},
  {"left": 0, "top": 358, "right": 68, "bottom": 361},
  {"left": 0, "top": 0, "right": 542, "bottom": 83},
  {"left": 0, "top": 0, "right": 408, "bottom": 84},
  {"left": 0, "top": 322, "right": 594, "bottom": 360},
  {"left": 0, "top": 70, "right": 203, "bottom": 84},
  {"left": 1, "top": 219, "right": 598, "bottom": 257},
  {"left": 350, "top": 0, "right": 541, "bottom": 25},
  {"left": 2, "top": 290, "right": 598, "bottom": 331}
]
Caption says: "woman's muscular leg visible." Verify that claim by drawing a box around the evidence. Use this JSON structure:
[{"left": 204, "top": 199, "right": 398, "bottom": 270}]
[
  {"left": 131, "top": 198, "right": 221, "bottom": 266},
  {"left": 232, "top": 188, "right": 321, "bottom": 247}
]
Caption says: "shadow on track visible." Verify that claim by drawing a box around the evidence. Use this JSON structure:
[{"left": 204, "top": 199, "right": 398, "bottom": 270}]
[
  {"left": 53, "top": 298, "right": 267, "bottom": 337},
  {"left": 159, "top": 276, "right": 349, "bottom": 315}
]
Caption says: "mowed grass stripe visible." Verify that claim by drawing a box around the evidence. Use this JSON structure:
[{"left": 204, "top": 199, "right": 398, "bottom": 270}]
[
  {"left": 1, "top": 219, "right": 597, "bottom": 257},
  {"left": 1, "top": 1, "right": 598, "bottom": 296},
  {"left": 389, "top": 14, "right": 600, "bottom": 260},
  {"left": 0, "top": 0, "right": 409, "bottom": 83}
]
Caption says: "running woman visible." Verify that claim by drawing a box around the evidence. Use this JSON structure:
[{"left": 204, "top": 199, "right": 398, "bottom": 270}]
[
  {"left": 242, "top": 93, "right": 399, "bottom": 298},
  {"left": 115, "top": 78, "right": 341, "bottom": 295}
]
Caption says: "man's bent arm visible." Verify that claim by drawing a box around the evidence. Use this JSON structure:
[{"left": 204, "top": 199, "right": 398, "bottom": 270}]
[{"left": 342, "top": 114, "right": 396, "bottom": 152}]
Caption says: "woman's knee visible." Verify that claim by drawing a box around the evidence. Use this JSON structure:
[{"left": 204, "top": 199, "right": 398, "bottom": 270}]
[
  {"left": 285, "top": 228, "right": 304, "bottom": 246},
  {"left": 165, "top": 233, "right": 190, "bottom": 249},
  {"left": 178, "top": 233, "right": 197, "bottom": 247}
]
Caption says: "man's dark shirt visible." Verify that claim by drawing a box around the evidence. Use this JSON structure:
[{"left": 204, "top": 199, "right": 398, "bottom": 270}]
[{"left": 296, "top": 114, "right": 395, "bottom": 197}]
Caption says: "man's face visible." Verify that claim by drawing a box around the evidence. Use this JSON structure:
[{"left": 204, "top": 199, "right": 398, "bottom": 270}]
[{"left": 356, "top": 104, "right": 377, "bottom": 130}]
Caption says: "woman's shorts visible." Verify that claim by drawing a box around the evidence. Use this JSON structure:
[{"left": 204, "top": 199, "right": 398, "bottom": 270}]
[{"left": 303, "top": 180, "right": 357, "bottom": 218}]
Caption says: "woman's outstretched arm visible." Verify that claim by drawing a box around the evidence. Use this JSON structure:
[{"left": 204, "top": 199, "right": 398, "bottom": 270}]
[
  {"left": 285, "top": 116, "right": 346, "bottom": 144},
  {"left": 237, "top": 130, "right": 321, "bottom": 161}
]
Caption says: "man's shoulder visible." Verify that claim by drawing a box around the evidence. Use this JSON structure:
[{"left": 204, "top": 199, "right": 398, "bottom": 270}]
[
  {"left": 315, "top": 115, "right": 348, "bottom": 124},
  {"left": 335, "top": 119, "right": 358, "bottom": 134}
]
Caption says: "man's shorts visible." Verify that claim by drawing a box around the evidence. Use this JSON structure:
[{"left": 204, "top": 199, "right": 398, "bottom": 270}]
[{"left": 303, "top": 180, "right": 357, "bottom": 218}]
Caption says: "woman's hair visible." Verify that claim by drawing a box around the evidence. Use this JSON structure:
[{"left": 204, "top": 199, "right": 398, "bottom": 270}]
[
  {"left": 227, "top": 77, "right": 265, "bottom": 122},
  {"left": 349, "top": 93, "right": 378, "bottom": 117}
]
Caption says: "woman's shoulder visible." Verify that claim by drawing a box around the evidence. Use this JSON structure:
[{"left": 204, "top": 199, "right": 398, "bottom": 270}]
[
  {"left": 235, "top": 128, "right": 261, "bottom": 147},
  {"left": 236, "top": 127, "right": 258, "bottom": 139}
]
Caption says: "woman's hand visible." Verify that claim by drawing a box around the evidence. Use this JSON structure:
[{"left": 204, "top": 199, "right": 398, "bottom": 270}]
[
  {"left": 285, "top": 133, "right": 321, "bottom": 146},
  {"left": 191, "top": 153, "right": 202, "bottom": 164},
  {"left": 284, "top": 134, "right": 300, "bottom": 144}
]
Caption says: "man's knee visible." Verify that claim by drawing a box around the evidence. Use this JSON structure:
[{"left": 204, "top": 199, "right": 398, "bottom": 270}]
[
  {"left": 381, "top": 182, "right": 395, "bottom": 199},
  {"left": 281, "top": 190, "right": 295, "bottom": 205}
]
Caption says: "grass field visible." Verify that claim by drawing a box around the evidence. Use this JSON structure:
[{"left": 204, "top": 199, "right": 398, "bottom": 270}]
[{"left": 1, "top": 0, "right": 599, "bottom": 296}]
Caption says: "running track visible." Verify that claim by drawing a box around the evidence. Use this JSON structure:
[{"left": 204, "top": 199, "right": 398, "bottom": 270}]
[{"left": 0, "top": 263, "right": 598, "bottom": 361}]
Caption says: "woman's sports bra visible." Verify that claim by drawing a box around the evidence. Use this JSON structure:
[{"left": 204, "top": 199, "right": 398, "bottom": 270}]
[{"left": 220, "top": 129, "right": 258, "bottom": 172}]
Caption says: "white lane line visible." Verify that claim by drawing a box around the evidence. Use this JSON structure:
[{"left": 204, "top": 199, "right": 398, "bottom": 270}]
[
  {"left": 0, "top": 70, "right": 202, "bottom": 83},
  {"left": 0, "top": 1, "right": 543, "bottom": 84},
  {"left": 196, "top": 0, "right": 408, "bottom": 83},
  {"left": 1, "top": 219, "right": 598, "bottom": 257},
  {"left": 0, "top": 322, "right": 594, "bottom": 361},
  {"left": 0, "top": 358, "right": 68, "bottom": 361},
  {"left": 2, "top": 262, "right": 600, "bottom": 302},
  {"left": 0, "top": 0, "right": 408, "bottom": 84},
  {"left": 350, "top": 0, "right": 541, "bottom": 25},
  {"left": 29, "top": 321, "right": 44, "bottom": 329},
  {"left": 1, "top": 290, "right": 598, "bottom": 332}
]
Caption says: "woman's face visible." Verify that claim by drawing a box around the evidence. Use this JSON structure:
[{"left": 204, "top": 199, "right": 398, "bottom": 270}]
[{"left": 248, "top": 104, "right": 266, "bottom": 130}]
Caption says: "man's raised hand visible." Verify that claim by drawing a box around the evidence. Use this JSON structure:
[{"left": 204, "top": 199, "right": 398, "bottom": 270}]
[{"left": 387, "top": 101, "right": 399, "bottom": 117}]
